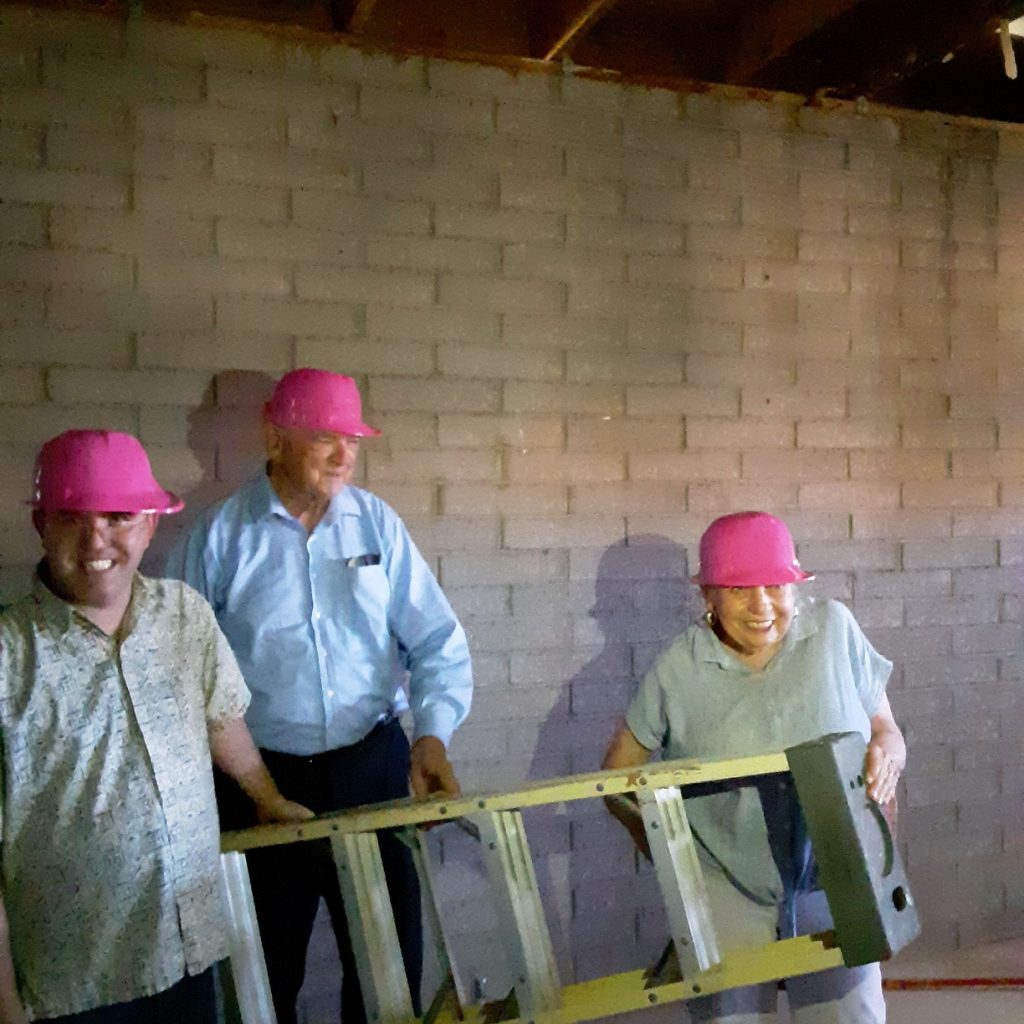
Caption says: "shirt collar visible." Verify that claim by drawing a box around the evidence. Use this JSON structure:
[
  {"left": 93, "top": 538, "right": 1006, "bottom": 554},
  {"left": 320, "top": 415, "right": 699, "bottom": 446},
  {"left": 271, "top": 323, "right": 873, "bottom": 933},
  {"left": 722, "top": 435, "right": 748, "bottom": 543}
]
[
  {"left": 694, "top": 597, "right": 820, "bottom": 671},
  {"left": 31, "top": 567, "right": 149, "bottom": 643}
]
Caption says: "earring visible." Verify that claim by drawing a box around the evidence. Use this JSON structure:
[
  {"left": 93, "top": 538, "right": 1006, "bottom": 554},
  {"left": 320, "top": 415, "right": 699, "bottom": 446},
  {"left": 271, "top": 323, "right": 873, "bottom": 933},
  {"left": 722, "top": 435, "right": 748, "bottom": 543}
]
[{"left": 705, "top": 609, "right": 715, "bottom": 627}]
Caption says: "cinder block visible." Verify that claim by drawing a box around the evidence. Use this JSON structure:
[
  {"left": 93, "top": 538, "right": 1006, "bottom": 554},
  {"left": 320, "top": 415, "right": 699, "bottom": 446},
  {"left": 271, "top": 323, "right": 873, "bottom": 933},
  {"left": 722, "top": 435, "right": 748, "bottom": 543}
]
[
  {"left": 629, "top": 254, "right": 740, "bottom": 290},
  {"left": 630, "top": 451, "right": 739, "bottom": 482},
  {"left": 570, "top": 481, "right": 686, "bottom": 515},
  {"left": 741, "top": 449, "right": 847, "bottom": 481},
  {"left": 742, "top": 193, "right": 846, "bottom": 232},
  {"left": 623, "top": 120, "right": 738, "bottom": 160},
  {"left": 0, "top": 247, "right": 131, "bottom": 290},
  {"left": 902, "top": 419, "right": 996, "bottom": 449},
  {"left": 296, "top": 338, "right": 434, "bottom": 378},
  {"left": 297, "top": 266, "right": 434, "bottom": 305},
  {"left": 370, "top": 377, "right": 500, "bottom": 414},
  {"left": 744, "top": 325, "right": 848, "bottom": 358},
  {"left": 798, "top": 292, "right": 900, "bottom": 329},
  {"left": 689, "top": 224, "right": 796, "bottom": 260},
  {"left": 362, "top": 84, "right": 494, "bottom": 136},
  {"left": 741, "top": 385, "right": 846, "bottom": 419},
  {"left": 797, "top": 539, "right": 899, "bottom": 571},
  {"left": 689, "top": 158, "right": 797, "bottom": 193},
  {"left": 433, "top": 133, "right": 561, "bottom": 176},
  {"left": 435, "top": 204, "right": 563, "bottom": 243},
  {"left": 626, "top": 385, "right": 738, "bottom": 418},
  {"left": 47, "top": 367, "right": 212, "bottom": 407},
  {"left": 505, "top": 380, "right": 622, "bottom": 415},
  {"left": 443, "top": 483, "right": 567, "bottom": 516},
  {"left": 632, "top": 319, "right": 740, "bottom": 354},
  {"left": 687, "top": 481, "right": 798, "bottom": 512},
  {"left": 799, "top": 481, "right": 899, "bottom": 510},
  {"left": 213, "top": 144, "right": 357, "bottom": 190},
  {"left": 135, "top": 176, "right": 287, "bottom": 220},
  {"left": 506, "top": 450, "right": 624, "bottom": 484},
  {"left": 46, "top": 287, "right": 212, "bottom": 332},
  {"left": 498, "top": 102, "right": 618, "bottom": 147},
  {"left": 566, "top": 349, "right": 681, "bottom": 386},
  {"left": 135, "top": 101, "right": 283, "bottom": 146},
  {"left": 0, "top": 204, "right": 45, "bottom": 246},
  {"left": 366, "top": 449, "right": 498, "bottom": 484},
  {"left": 567, "top": 213, "right": 683, "bottom": 253},
  {"left": 627, "top": 184, "right": 740, "bottom": 227},
  {"left": 565, "top": 144, "right": 682, "bottom": 187},
  {"left": 0, "top": 167, "right": 127, "bottom": 208},
  {"left": 502, "top": 515, "right": 625, "bottom": 550},
  {"left": 744, "top": 260, "right": 848, "bottom": 294},
  {"left": 440, "top": 273, "right": 563, "bottom": 314},
  {"left": 849, "top": 451, "right": 946, "bottom": 480},
  {"left": 797, "top": 418, "right": 899, "bottom": 449},
  {"left": 506, "top": 243, "right": 625, "bottom": 283},
  {"left": 370, "top": 236, "right": 500, "bottom": 273},
  {"left": 903, "top": 480, "right": 997, "bottom": 509},
  {"left": 686, "top": 416, "right": 793, "bottom": 449},
  {"left": 687, "top": 354, "right": 795, "bottom": 389},
  {"left": 288, "top": 108, "right": 430, "bottom": 163},
  {"left": 800, "top": 232, "right": 899, "bottom": 265},
  {"left": 0, "top": 86, "right": 124, "bottom": 132},
  {"left": 690, "top": 288, "right": 797, "bottom": 326},
  {"left": 217, "top": 296, "right": 358, "bottom": 336},
  {"left": 138, "top": 255, "right": 291, "bottom": 297},
  {"left": 52, "top": 208, "right": 211, "bottom": 255},
  {"left": 367, "top": 303, "right": 499, "bottom": 344},
  {"left": 438, "top": 343, "right": 562, "bottom": 381},
  {"left": 0, "top": 367, "right": 44, "bottom": 403},
  {"left": 293, "top": 190, "right": 430, "bottom": 234},
  {"left": 569, "top": 279, "right": 686, "bottom": 319},
  {"left": 904, "top": 594, "right": 998, "bottom": 626},
  {"left": 568, "top": 415, "right": 683, "bottom": 452},
  {"left": 136, "top": 331, "right": 291, "bottom": 373}
]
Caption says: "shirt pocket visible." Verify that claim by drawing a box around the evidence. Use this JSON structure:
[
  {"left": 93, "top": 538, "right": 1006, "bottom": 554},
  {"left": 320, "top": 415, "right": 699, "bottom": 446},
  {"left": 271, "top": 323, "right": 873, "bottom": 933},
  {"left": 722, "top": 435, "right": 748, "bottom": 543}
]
[{"left": 321, "top": 556, "right": 390, "bottom": 632}]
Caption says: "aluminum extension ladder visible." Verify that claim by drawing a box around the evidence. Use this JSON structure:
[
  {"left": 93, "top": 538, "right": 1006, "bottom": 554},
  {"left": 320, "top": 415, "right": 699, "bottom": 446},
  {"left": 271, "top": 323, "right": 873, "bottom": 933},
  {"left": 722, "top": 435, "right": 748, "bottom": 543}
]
[{"left": 217, "top": 732, "right": 919, "bottom": 1024}]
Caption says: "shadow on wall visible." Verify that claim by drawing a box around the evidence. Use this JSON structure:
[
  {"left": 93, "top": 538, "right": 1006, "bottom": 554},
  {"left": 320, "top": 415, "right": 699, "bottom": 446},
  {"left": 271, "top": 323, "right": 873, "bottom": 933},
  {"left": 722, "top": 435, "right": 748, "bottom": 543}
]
[
  {"left": 544, "top": 535, "right": 694, "bottom": 987},
  {"left": 143, "top": 369, "right": 275, "bottom": 575},
  {"left": 427, "top": 536, "right": 695, "bottom": 1006}
]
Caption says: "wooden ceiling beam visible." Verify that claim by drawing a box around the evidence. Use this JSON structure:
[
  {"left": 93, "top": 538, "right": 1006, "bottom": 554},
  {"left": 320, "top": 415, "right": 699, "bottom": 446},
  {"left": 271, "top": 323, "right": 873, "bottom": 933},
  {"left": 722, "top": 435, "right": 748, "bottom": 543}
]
[
  {"left": 331, "top": 0, "right": 380, "bottom": 35},
  {"left": 529, "top": 0, "right": 622, "bottom": 62},
  {"left": 725, "top": 0, "right": 864, "bottom": 83}
]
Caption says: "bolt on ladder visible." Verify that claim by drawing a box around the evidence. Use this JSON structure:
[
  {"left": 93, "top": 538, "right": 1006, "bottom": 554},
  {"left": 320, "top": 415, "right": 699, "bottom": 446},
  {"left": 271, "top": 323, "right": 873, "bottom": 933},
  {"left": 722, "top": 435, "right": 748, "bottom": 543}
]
[{"left": 218, "top": 731, "right": 919, "bottom": 1024}]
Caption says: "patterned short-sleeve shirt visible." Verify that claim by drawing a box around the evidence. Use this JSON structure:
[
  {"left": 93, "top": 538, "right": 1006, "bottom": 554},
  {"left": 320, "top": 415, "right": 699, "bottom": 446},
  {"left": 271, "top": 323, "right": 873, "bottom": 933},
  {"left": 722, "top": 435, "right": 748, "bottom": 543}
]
[{"left": 0, "top": 573, "right": 250, "bottom": 1019}]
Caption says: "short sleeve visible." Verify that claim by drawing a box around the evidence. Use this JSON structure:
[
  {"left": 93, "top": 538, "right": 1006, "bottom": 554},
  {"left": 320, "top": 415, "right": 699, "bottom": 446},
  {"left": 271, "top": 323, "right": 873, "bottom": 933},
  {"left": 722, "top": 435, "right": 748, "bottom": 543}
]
[
  {"left": 836, "top": 601, "right": 892, "bottom": 718},
  {"left": 624, "top": 655, "right": 674, "bottom": 753},
  {"left": 190, "top": 590, "right": 250, "bottom": 724}
]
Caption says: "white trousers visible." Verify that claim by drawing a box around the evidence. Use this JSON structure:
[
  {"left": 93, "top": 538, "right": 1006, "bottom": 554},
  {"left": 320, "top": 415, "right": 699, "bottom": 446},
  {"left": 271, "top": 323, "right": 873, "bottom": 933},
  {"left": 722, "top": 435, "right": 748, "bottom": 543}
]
[{"left": 687, "top": 865, "right": 886, "bottom": 1024}]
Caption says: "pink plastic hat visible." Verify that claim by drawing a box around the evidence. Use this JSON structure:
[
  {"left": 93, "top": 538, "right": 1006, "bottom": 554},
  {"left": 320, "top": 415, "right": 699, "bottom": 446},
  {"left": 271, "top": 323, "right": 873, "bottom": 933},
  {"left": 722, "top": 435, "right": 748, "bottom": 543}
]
[
  {"left": 32, "top": 430, "right": 184, "bottom": 514},
  {"left": 264, "top": 368, "right": 381, "bottom": 437},
  {"left": 692, "top": 511, "right": 814, "bottom": 587}
]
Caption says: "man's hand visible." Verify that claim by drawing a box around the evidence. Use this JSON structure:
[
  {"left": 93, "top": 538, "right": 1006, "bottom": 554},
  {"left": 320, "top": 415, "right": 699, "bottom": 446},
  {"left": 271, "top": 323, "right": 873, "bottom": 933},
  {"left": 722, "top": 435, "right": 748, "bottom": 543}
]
[
  {"left": 255, "top": 795, "right": 316, "bottom": 825},
  {"left": 410, "top": 735, "right": 460, "bottom": 800}
]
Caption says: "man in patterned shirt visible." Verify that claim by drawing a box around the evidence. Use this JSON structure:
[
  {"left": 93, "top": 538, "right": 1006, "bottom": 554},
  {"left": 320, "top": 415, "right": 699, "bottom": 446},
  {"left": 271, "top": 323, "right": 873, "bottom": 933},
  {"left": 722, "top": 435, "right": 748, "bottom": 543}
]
[{"left": 0, "top": 430, "right": 311, "bottom": 1024}]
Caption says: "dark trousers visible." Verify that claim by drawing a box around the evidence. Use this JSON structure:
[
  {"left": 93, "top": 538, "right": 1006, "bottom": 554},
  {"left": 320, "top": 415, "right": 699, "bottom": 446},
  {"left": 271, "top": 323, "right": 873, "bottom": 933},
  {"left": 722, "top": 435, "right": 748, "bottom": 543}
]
[
  {"left": 43, "top": 967, "right": 216, "bottom": 1024},
  {"left": 219, "top": 719, "right": 423, "bottom": 1024}
]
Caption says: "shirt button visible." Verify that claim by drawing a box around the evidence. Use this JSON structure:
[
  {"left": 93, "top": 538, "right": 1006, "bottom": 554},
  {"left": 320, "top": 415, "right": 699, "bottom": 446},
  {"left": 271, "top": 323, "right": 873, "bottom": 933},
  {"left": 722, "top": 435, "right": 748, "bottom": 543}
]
[
  {"left": 313, "top": 611, "right": 321, "bottom": 622},
  {"left": 326, "top": 689, "right": 335, "bottom": 698}
]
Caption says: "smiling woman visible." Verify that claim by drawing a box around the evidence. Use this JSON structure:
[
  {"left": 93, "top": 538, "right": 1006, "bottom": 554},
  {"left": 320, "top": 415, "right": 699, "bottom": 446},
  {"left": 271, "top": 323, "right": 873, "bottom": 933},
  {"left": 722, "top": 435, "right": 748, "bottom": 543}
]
[{"left": 602, "top": 510, "right": 906, "bottom": 1024}]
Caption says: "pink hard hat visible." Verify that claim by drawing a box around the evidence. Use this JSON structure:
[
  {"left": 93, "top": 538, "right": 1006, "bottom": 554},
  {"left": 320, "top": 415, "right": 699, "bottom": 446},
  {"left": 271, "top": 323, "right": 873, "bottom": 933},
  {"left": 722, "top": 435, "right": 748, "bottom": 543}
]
[
  {"left": 32, "top": 430, "right": 184, "bottom": 514},
  {"left": 264, "top": 368, "right": 381, "bottom": 437},
  {"left": 692, "top": 511, "right": 814, "bottom": 587}
]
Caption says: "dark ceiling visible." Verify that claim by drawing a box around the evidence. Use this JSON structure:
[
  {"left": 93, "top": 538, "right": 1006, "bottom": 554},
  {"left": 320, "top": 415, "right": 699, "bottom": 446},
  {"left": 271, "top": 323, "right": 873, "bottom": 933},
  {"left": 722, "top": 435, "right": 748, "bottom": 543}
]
[{"left": 40, "top": 0, "right": 1024, "bottom": 122}]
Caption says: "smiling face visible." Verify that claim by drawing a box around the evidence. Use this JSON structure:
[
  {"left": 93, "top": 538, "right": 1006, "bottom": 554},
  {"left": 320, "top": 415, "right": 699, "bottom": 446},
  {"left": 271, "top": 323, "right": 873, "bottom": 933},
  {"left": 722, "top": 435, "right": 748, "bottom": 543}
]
[
  {"left": 704, "top": 583, "right": 796, "bottom": 665},
  {"left": 265, "top": 424, "right": 361, "bottom": 514},
  {"left": 34, "top": 510, "right": 157, "bottom": 630}
]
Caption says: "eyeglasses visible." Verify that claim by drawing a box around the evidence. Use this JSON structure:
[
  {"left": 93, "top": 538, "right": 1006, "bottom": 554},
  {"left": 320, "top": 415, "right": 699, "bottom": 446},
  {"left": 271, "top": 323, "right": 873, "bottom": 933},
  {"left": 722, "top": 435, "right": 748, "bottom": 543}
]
[{"left": 49, "top": 511, "right": 151, "bottom": 531}]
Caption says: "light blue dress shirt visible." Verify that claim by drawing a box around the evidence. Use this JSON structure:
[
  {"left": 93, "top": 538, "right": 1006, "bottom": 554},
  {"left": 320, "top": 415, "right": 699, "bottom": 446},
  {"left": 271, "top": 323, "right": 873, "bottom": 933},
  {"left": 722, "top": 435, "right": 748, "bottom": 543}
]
[
  {"left": 626, "top": 598, "right": 891, "bottom": 905},
  {"left": 165, "top": 474, "right": 472, "bottom": 756}
]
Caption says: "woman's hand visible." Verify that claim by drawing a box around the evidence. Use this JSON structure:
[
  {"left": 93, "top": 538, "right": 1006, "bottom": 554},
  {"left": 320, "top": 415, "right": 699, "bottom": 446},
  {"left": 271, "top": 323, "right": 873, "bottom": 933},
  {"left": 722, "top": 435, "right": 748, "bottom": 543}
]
[{"left": 864, "top": 694, "right": 906, "bottom": 806}]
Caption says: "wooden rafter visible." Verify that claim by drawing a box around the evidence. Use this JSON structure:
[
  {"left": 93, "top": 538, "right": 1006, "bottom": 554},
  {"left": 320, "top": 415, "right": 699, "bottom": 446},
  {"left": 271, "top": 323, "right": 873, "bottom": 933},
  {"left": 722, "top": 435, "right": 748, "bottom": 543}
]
[
  {"left": 530, "top": 0, "right": 621, "bottom": 62},
  {"left": 331, "top": 0, "right": 379, "bottom": 35},
  {"left": 764, "top": 0, "right": 1024, "bottom": 98},
  {"left": 725, "top": 0, "right": 864, "bottom": 84}
]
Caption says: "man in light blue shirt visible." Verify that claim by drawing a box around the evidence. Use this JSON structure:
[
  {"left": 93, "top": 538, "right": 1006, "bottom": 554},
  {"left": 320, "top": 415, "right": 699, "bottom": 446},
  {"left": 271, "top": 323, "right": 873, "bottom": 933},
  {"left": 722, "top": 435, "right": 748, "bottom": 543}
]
[{"left": 166, "top": 368, "right": 473, "bottom": 1024}]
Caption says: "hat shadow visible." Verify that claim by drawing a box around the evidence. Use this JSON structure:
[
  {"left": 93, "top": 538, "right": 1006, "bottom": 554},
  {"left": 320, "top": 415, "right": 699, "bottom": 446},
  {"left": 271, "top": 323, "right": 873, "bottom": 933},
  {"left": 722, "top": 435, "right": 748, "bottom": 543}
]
[{"left": 142, "top": 370, "right": 275, "bottom": 575}]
